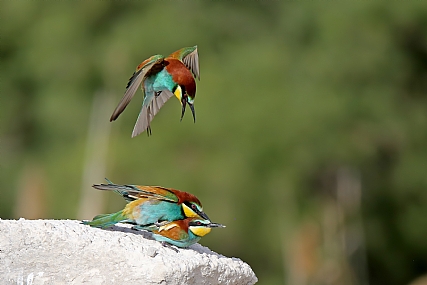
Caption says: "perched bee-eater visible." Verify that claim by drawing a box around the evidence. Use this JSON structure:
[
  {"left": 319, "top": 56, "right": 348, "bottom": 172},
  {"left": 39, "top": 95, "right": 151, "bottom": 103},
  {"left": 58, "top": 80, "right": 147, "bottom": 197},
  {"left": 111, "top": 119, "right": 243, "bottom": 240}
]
[
  {"left": 83, "top": 178, "right": 209, "bottom": 229},
  {"left": 135, "top": 218, "right": 225, "bottom": 248},
  {"left": 110, "top": 46, "right": 200, "bottom": 137}
]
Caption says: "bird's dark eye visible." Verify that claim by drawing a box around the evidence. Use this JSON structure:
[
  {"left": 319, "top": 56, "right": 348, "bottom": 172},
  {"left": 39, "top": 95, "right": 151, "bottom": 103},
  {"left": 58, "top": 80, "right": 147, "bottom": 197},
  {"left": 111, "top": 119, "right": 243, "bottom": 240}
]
[
  {"left": 196, "top": 221, "right": 202, "bottom": 225},
  {"left": 191, "top": 204, "right": 197, "bottom": 210}
]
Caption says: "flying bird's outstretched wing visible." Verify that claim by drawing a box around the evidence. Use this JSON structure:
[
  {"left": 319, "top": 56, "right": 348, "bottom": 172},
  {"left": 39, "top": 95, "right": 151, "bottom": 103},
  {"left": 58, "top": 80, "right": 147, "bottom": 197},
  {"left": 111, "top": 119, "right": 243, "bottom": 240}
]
[
  {"left": 168, "top": 46, "right": 200, "bottom": 80},
  {"left": 110, "top": 55, "right": 165, "bottom": 122}
]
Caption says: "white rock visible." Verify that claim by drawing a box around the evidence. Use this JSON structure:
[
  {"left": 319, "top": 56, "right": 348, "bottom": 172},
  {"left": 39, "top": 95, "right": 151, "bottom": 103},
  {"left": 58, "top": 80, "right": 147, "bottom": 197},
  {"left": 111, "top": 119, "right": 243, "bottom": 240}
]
[{"left": 0, "top": 219, "right": 257, "bottom": 285}]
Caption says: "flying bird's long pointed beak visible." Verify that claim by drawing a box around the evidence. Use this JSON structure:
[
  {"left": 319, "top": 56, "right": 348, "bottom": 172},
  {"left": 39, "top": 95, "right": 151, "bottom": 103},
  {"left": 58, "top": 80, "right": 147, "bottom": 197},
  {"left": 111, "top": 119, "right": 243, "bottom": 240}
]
[
  {"left": 189, "top": 103, "right": 196, "bottom": 123},
  {"left": 180, "top": 99, "right": 187, "bottom": 121},
  {"left": 208, "top": 222, "right": 225, "bottom": 228}
]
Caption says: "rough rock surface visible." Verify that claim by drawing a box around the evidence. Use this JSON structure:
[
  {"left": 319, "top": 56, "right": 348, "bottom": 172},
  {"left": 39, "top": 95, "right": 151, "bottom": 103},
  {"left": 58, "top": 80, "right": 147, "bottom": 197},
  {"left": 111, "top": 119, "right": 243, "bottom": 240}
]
[{"left": 0, "top": 219, "right": 257, "bottom": 285}]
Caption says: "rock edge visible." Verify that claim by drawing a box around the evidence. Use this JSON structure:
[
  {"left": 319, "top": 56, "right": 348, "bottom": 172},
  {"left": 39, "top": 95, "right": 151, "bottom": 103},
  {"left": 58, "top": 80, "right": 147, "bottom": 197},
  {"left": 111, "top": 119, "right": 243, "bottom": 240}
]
[{"left": 0, "top": 219, "right": 257, "bottom": 285}]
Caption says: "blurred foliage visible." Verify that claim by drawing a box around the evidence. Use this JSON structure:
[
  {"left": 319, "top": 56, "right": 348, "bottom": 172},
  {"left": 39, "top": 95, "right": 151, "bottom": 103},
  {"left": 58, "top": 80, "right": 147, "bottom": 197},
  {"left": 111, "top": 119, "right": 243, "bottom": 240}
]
[{"left": 1, "top": 1, "right": 427, "bottom": 284}]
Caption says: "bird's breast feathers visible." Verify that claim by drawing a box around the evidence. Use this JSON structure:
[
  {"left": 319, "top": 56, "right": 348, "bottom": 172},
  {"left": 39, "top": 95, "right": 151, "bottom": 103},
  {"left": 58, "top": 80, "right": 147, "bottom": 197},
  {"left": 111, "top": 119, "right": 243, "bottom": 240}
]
[
  {"left": 150, "top": 69, "right": 176, "bottom": 92},
  {"left": 165, "top": 59, "right": 196, "bottom": 93}
]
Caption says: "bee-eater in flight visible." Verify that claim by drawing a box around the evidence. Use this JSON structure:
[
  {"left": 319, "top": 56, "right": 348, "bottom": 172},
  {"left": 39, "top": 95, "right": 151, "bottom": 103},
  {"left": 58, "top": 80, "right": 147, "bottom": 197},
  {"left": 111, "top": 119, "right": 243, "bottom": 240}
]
[
  {"left": 110, "top": 46, "right": 200, "bottom": 137},
  {"left": 135, "top": 217, "right": 225, "bottom": 248},
  {"left": 83, "top": 178, "right": 209, "bottom": 229}
]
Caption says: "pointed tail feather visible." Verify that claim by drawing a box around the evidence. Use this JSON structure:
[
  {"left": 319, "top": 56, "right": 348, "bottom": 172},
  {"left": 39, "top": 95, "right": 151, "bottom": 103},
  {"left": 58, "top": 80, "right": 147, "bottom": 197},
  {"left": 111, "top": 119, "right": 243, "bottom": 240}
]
[
  {"left": 92, "top": 179, "right": 175, "bottom": 203},
  {"left": 82, "top": 211, "right": 127, "bottom": 229},
  {"left": 92, "top": 181, "right": 132, "bottom": 193},
  {"left": 92, "top": 183, "right": 126, "bottom": 192},
  {"left": 132, "top": 105, "right": 151, "bottom": 138},
  {"left": 92, "top": 180, "right": 138, "bottom": 202}
]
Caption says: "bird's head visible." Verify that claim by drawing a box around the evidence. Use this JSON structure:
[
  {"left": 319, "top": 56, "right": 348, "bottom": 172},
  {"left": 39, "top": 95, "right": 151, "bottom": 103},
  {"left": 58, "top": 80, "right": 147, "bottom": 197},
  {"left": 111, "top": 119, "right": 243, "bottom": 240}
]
[
  {"left": 188, "top": 219, "right": 225, "bottom": 237},
  {"left": 174, "top": 85, "right": 196, "bottom": 123},
  {"left": 182, "top": 201, "right": 210, "bottom": 221}
]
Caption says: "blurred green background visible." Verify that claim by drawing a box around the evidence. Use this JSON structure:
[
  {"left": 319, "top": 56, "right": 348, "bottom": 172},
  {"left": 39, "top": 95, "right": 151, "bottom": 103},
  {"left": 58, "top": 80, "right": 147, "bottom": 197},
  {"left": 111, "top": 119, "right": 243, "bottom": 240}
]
[{"left": 2, "top": 1, "right": 427, "bottom": 284}]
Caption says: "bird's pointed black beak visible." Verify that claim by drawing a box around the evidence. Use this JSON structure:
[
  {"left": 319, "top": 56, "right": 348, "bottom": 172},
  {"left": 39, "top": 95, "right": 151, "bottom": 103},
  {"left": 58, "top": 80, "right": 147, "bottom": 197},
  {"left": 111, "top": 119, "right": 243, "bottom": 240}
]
[
  {"left": 180, "top": 97, "right": 196, "bottom": 122},
  {"left": 189, "top": 103, "right": 196, "bottom": 123},
  {"left": 197, "top": 211, "right": 210, "bottom": 221},
  {"left": 180, "top": 98, "right": 187, "bottom": 122},
  {"left": 208, "top": 222, "right": 226, "bottom": 228}
]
